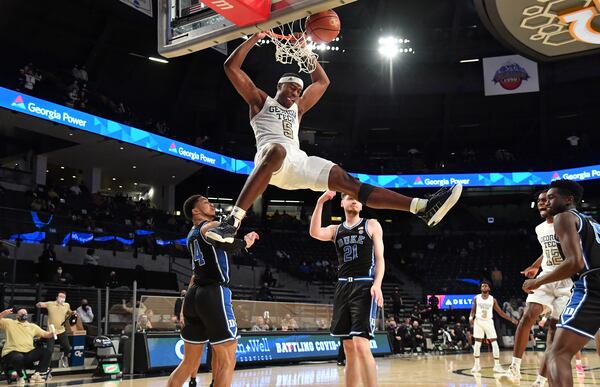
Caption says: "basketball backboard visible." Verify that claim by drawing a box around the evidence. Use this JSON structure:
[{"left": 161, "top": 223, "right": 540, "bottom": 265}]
[{"left": 157, "top": 0, "right": 355, "bottom": 58}]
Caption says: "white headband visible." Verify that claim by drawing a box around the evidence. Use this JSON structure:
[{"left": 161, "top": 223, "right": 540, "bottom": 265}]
[{"left": 278, "top": 76, "right": 304, "bottom": 89}]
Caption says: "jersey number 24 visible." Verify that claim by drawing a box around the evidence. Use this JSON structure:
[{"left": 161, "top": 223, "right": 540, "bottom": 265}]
[{"left": 191, "top": 240, "right": 206, "bottom": 267}]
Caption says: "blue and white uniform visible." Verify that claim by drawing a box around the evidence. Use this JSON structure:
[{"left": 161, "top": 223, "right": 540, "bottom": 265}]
[
  {"left": 180, "top": 221, "right": 239, "bottom": 344},
  {"left": 556, "top": 210, "right": 600, "bottom": 339}
]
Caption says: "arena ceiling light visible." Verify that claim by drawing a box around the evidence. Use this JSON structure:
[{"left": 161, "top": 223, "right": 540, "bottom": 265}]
[
  {"left": 148, "top": 56, "right": 169, "bottom": 64},
  {"left": 460, "top": 58, "right": 480, "bottom": 63},
  {"left": 378, "top": 36, "right": 413, "bottom": 59}
]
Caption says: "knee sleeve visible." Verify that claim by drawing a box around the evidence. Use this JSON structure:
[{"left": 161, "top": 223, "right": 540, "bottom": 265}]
[
  {"left": 358, "top": 183, "right": 375, "bottom": 204},
  {"left": 492, "top": 341, "right": 500, "bottom": 358},
  {"left": 473, "top": 341, "right": 481, "bottom": 357}
]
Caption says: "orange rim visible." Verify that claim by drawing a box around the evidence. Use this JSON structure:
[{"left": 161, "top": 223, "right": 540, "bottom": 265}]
[{"left": 266, "top": 30, "right": 305, "bottom": 42}]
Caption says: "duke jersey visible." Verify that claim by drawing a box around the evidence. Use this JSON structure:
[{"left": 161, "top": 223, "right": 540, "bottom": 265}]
[
  {"left": 536, "top": 221, "right": 564, "bottom": 272},
  {"left": 186, "top": 221, "right": 230, "bottom": 285},
  {"left": 475, "top": 294, "right": 494, "bottom": 321},
  {"left": 557, "top": 210, "right": 600, "bottom": 284},
  {"left": 334, "top": 218, "right": 375, "bottom": 278},
  {"left": 250, "top": 96, "right": 300, "bottom": 150}
]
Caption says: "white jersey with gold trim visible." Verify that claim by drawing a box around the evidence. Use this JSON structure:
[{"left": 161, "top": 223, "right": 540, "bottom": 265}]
[{"left": 251, "top": 96, "right": 300, "bottom": 150}]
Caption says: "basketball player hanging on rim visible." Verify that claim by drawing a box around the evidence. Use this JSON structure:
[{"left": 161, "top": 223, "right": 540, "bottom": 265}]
[
  {"left": 523, "top": 180, "right": 600, "bottom": 387},
  {"left": 167, "top": 195, "right": 259, "bottom": 387},
  {"left": 507, "top": 189, "right": 583, "bottom": 386},
  {"left": 310, "top": 190, "right": 384, "bottom": 387},
  {"left": 469, "top": 280, "right": 518, "bottom": 374},
  {"left": 206, "top": 32, "right": 463, "bottom": 244}
]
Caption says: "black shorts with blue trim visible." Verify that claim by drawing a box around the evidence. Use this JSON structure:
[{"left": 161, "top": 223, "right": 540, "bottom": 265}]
[
  {"left": 181, "top": 283, "right": 239, "bottom": 345},
  {"left": 330, "top": 277, "right": 377, "bottom": 340},
  {"left": 557, "top": 276, "right": 600, "bottom": 339}
]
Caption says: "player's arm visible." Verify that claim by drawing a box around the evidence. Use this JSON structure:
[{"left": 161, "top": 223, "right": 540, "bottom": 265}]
[
  {"left": 309, "top": 191, "right": 337, "bottom": 241},
  {"left": 469, "top": 298, "right": 476, "bottom": 325},
  {"left": 35, "top": 302, "right": 48, "bottom": 309},
  {"left": 523, "top": 212, "right": 585, "bottom": 292},
  {"left": 521, "top": 255, "right": 543, "bottom": 278},
  {"left": 369, "top": 219, "right": 385, "bottom": 307},
  {"left": 223, "top": 33, "right": 268, "bottom": 110},
  {"left": 0, "top": 309, "right": 13, "bottom": 319},
  {"left": 494, "top": 299, "right": 518, "bottom": 325},
  {"left": 298, "top": 60, "right": 330, "bottom": 116},
  {"left": 201, "top": 222, "right": 259, "bottom": 252}
]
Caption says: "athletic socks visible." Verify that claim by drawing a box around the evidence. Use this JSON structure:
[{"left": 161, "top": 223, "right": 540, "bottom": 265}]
[
  {"left": 473, "top": 358, "right": 480, "bottom": 366},
  {"left": 494, "top": 358, "right": 500, "bottom": 366},
  {"left": 535, "top": 375, "right": 547, "bottom": 384},
  {"left": 491, "top": 341, "right": 500, "bottom": 358},
  {"left": 511, "top": 356, "right": 522, "bottom": 371},
  {"left": 473, "top": 341, "right": 481, "bottom": 357},
  {"left": 410, "top": 198, "right": 428, "bottom": 214},
  {"left": 230, "top": 206, "right": 246, "bottom": 228}
]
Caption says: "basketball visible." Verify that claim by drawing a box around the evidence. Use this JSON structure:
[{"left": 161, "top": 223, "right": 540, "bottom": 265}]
[{"left": 305, "top": 10, "right": 341, "bottom": 44}]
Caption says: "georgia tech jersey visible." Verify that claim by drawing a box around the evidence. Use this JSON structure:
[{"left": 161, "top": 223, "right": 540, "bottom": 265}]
[{"left": 250, "top": 96, "right": 300, "bottom": 150}]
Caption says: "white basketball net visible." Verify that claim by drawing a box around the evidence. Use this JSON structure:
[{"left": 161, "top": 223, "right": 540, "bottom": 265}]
[{"left": 268, "top": 21, "right": 319, "bottom": 74}]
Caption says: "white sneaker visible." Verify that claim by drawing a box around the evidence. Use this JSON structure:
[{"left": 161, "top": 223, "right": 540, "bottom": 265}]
[
  {"left": 506, "top": 364, "right": 521, "bottom": 380},
  {"left": 471, "top": 363, "right": 481, "bottom": 373},
  {"left": 60, "top": 356, "right": 69, "bottom": 368},
  {"left": 30, "top": 372, "right": 45, "bottom": 384},
  {"left": 493, "top": 364, "right": 505, "bottom": 373}
]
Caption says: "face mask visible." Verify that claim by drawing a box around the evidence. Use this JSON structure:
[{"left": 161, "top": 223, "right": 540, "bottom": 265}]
[
  {"left": 57, "top": 270, "right": 63, "bottom": 274},
  {"left": 18, "top": 314, "right": 28, "bottom": 322},
  {"left": 81, "top": 303, "right": 88, "bottom": 308},
  {"left": 57, "top": 297, "right": 65, "bottom": 304}
]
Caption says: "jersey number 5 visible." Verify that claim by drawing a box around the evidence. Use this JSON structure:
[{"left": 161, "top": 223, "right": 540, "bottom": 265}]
[
  {"left": 192, "top": 239, "right": 206, "bottom": 267},
  {"left": 282, "top": 121, "right": 293, "bottom": 139}
]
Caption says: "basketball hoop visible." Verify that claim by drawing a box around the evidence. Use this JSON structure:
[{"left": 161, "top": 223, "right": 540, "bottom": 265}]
[{"left": 267, "top": 20, "right": 319, "bottom": 74}]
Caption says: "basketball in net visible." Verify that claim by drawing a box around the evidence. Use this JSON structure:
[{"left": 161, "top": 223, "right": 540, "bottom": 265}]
[{"left": 305, "top": 10, "right": 341, "bottom": 43}]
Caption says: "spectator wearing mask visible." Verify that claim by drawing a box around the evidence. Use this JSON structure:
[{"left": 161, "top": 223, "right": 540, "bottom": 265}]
[
  {"left": 76, "top": 299, "right": 94, "bottom": 325},
  {"left": 36, "top": 291, "right": 75, "bottom": 368},
  {"left": 0, "top": 308, "right": 53, "bottom": 383},
  {"left": 83, "top": 249, "right": 99, "bottom": 266},
  {"left": 251, "top": 317, "right": 269, "bottom": 331},
  {"left": 411, "top": 321, "right": 426, "bottom": 350},
  {"left": 51, "top": 266, "right": 70, "bottom": 285},
  {"left": 386, "top": 318, "right": 402, "bottom": 354},
  {"left": 280, "top": 314, "right": 298, "bottom": 331}
]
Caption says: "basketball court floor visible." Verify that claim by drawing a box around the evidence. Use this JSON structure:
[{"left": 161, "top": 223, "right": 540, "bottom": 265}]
[{"left": 39, "top": 351, "right": 600, "bottom": 386}]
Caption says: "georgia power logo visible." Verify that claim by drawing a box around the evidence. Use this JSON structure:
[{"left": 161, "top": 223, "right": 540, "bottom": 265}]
[
  {"left": 168, "top": 142, "right": 178, "bottom": 153},
  {"left": 413, "top": 176, "right": 424, "bottom": 186},
  {"left": 11, "top": 95, "right": 26, "bottom": 110},
  {"left": 493, "top": 62, "right": 530, "bottom": 90}
]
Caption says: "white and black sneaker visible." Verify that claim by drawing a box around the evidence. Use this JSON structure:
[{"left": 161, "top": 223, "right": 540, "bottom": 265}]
[
  {"left": 418, "top": 183, "right": 463, "bottom": 227},
  {"left": 205, "top": 216, "right": 237, "bottom": 244}
]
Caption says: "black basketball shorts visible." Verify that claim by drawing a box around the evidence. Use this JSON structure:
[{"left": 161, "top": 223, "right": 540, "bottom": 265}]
[
  {"left": 330, "top": 279, "right": 377, "bottom": 340},
  {"left": 181, "top": 284, "right": 239, "bottom": 345},
  {"left": 557, "top": 276, "right": 600, "bottom": 339}
]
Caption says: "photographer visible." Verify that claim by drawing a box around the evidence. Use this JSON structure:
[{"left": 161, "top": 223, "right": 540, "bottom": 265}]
[{"left": 0, "top": 308, "right": 53, "bottom": 383}]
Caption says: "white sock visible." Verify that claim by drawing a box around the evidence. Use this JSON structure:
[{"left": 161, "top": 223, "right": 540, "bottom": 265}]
[
  {"left": 491, "top": 341, "right": 500, "bottom": 358},
  {"left": 494, "top": 358, "right": 500, "bottom": 366},
  {"left": 576, "top": 359, "right": 582, "bottom": 366},
  {"left": 473, "top": 341, "right": 481, "bottom": 357},
  {"left": 474, "top": 357, "right": 480, "bottom": 366},
  {"left": 410, "top": 198, "right": 428, "bottom": 214},
  {"left": 231, "top": 206, "right": 246, "bottom": 228},
  {"left": 511, "top": 356, "right": 522, "bottom": 370}
]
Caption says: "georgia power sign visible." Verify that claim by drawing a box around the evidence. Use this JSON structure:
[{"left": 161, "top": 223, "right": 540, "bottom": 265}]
[{"left": 476, "top": 0, "right": 600, "bottom": 61}]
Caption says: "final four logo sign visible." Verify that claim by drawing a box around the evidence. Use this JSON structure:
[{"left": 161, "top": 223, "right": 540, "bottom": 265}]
[{"left": 492, "top": 62, "right": 530, "bottom": 90}]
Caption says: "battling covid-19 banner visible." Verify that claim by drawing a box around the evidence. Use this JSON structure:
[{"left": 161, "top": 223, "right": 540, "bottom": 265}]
[
  {"left": 144, "top": 332, "right": 392, "bottom": 370},
  {"left": 483, "top": 54, "right": 540, "bottom": 96},
  {"left": 4, "top": 87, "right": 600, "bottom": 188}
]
